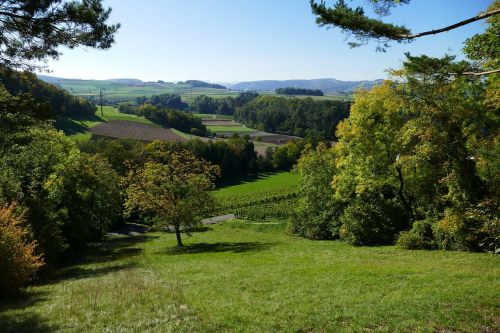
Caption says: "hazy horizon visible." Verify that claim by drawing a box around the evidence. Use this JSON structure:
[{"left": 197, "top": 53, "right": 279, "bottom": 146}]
[{"left": 39, "top": 0, "right": 492, "bottom": 82}]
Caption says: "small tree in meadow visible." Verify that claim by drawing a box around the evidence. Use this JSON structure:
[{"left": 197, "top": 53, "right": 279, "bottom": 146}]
[{"left": 125, "top": 143, "right": 220, "bottom": 247}]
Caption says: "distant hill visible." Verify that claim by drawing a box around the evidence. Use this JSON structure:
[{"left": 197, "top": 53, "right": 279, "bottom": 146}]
[
  {"left": 181, "top": 80, "right": 226, "bottom": 89},
  {"left": 228, "top": 78, "right": 383, "bottom": 93},
  {"left": 38, "top": 76, "right": 227, "bottom": 89}
]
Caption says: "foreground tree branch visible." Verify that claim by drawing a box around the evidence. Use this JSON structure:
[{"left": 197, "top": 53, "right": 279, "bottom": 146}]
[
  {"left": 310, "top": 0, "right": 500, "bottom": 51},
  {"left": 400, "top": 8, "right": 500, "bottom": 40}
]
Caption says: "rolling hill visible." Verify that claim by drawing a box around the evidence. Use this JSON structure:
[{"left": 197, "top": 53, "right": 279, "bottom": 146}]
[{"left": 227, "top": 78, "right": 383, "bottom": 93}]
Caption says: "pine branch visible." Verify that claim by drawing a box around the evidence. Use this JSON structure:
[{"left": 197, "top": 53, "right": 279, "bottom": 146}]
[
  {"left": 400, "top": 8, "right": 500, "bottom": 40},
  {"left": 450, "top": 68, "right": 500, "bottom": 76}
]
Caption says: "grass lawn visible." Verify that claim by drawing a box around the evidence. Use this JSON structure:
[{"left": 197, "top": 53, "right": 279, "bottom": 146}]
[
  {"left": 207, "top": 125, "right": 257, "bottom": 133},
  {"left": 193, "top": 113, "right": 234, "bottom": 120},
  {"left": 55, "top": 106, "right": 158, "bottom": 141},
  {"left": 214, "top": 172, "right": 299, "bottom": 197},
  {"left": 1, "top": 220, "right": 498, "bottom": 332}
]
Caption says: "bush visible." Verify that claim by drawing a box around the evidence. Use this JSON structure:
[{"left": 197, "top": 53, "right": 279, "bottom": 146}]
[
  {"left": 0, "top": 203, "right": 44, "bottom": 297},
  {"left": 339, "top": 194, "right": 409, "bottom": 246},
  {"left": 396, "top": 218, "right": 437, "bottom": 250},
  {"left": 434, "top": 201, "right": 500, "bottom": 252}
]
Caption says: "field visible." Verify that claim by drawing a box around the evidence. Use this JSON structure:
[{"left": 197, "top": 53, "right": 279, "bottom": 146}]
[
  {"left": 215, "top": 172, "right": 298, "bottom": 197},
  {"left": 53, "top": 79, "right": 239, "bottom": 104},
  {"left": 215, "top": 172, "right": 299, "bottom": 220},
  {"left": 1, "top": 220, "right": 498, "bottom": 332},
  {"left": 55, "top": 106, "right": 158, "bottom": 141},
  {"left": 90, "top": 120, "right": 187, "bottom": 142},
  {"left": 1, "top": 171, "right": 498, "bottom": 332},
  {"left": 193, "top": 113, "right": 234, "bottom": 120},
  {"left": 207, "top": 125, "right": 256, "bottom": 134}
]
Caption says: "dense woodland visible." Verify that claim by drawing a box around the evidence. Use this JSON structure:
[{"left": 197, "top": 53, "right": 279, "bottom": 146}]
[
  {"left": 275, "top": 87, "right": 324, "bottom": 96},
  {"left": 236, "top": 95, "right": 350, "bottom": 139}
]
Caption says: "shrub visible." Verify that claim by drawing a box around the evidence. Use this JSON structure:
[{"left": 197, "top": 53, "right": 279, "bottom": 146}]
[
  {"left": 397, "top": 218, "right": 437, "bottom": 250},
  {"left": 339, "top": 194, "right": 409, "bottom": 246},
  {"left": 434, "top": 201, "right": 500, "bottom": 252},
  {"left": 0, "top": 203, "right": 44, "bottom": 297}
]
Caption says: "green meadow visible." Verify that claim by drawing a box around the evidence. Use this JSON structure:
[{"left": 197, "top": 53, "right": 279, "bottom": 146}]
[
  {"left": 1, "top": 172, "right": 498, "bottom": 332},
  {"left": 1, "top": 219, "right": 498, "bottom": 333}
]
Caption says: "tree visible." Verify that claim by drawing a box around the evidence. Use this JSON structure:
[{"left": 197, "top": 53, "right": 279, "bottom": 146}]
[
  {"left": 0, "top": 0, "right": 120, "bottom": 70},
  {"left": 289, "top": 143, "right": 343, "bottom": 239},
  {"left": 48, "top": 153, "right": 122, "bottom": 251},
  {"left": 125, "top": 143, "right": 220, "bottom": 247},
  {"left": 310, "top": 0, "right": 500, "bottom": 58},
  {"left": 0, "top": 203, "right": 44, "bottom": 296}
]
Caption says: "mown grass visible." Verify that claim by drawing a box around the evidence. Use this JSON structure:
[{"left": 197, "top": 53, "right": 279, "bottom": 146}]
[
  {"left": 193, "top": 113, "right": 234, "bottom": 119},
  {"left": 206, "top": 125, "right": 256, "bottom": 133},
  {"left": 1, "top": 219, "right": 498, "bottom": 332}
]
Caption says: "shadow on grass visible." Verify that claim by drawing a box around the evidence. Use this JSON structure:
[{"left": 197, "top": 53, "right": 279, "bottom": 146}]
[
  {"left": 41, "top": 234, "right": 158, "bottom": 285},
  {"left": 54, "top": 114, "right": 101, "bottom": 135},
  {"left": 215, "top": 172, "right": 278, "bottom": 189},
  {"left": 165, "top": 241, "right": 278, "bottom": 255},
  {"left": 0, "top": 291, "right": 55, "bottom": 333},
  {"left": 47, "top": 262, "right": 138, "bottom": 284},
  {"left": 0, "top": 312, "right": 55, "bottom": 333}
]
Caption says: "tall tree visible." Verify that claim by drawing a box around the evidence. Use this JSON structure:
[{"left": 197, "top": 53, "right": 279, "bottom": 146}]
[
  {"left": 125, "top": 143, "right": 220, "bottom": 247},
  {"left": 0, "top": 0, "right": 120, "bottom": 70}
]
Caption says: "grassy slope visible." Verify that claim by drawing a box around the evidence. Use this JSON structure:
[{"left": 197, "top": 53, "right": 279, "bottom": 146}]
[
  {"left": 55, "top": 106, "right": 157, "bottom": 141},
  {"left": 1, "top": 220, "right": 498, "bottom": 332},
  {"left": 214, "top": 172, "right": 299, "bottom": 198},
  {"left": 57, "top": 80, "right": 239, "bottom": 103}
]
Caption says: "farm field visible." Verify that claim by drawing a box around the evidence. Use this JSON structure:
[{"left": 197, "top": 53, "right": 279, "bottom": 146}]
[
  {"left": 53, "top": 79, "right": 240, "bottom": 103},
  {"left": 207, "top": 125, "right": 257, "bottom": 134},
  {"left": 193, "top": 113, "right": 234, "bottom": 120},
  {"left": 1, "top": 218, "right": 498, "bottom": 332},
  {"left": 215, "top": 172, "right": 298, "bottom": 197},
  {"left": 90, "top": 120, "right": 187, "bottom": 142},
  {"left": 214, "top": 172, "right": 299, "bottom": 220},
  {"left": 55, "top": 106, "right": 158, "bottom": 141}
]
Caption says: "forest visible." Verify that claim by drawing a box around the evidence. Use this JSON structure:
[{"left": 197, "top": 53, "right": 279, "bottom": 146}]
[
  {"left": 236, "top": 95, "right": 350, "bottom": 139},
  {"left": 275, "top": 87, "right": 324, "bottom": 96}
]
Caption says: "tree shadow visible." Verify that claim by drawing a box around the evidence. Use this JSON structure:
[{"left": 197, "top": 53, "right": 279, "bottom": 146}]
[
  {"left": 46, "top": 262, "right": 137, "bottom": 285},
  {"left": 215, "top": 172, "right": 278, "bottom": 189},
  {"left": 0, "top": 291, "right": 55, "bottom": 333},
  {"left": 40, "top": 234, "right": 158, "bottom": 285},
  {"left": 165, "top": 241, "right": 278, "bottom": 255},
  {"left": 0, "top": 312, "right": 55, "bottom": 333},
  {"left": 54, "top": 114, "right": 101, "bottom": 136}
]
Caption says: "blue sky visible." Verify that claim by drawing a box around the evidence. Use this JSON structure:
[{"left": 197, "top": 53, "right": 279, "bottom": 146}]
[{"left": 42, "top": 0, "right": 493, "bottom": 82}]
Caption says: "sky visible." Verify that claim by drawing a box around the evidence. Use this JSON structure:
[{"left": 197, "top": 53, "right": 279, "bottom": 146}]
[{"left": 41, "top": 0, "right": 493, "bottom": 82}]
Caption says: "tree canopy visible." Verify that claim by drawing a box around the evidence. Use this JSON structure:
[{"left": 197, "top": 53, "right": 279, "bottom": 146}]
[{"left": 0, "top": 0, "right": 120, "bottom": 70}]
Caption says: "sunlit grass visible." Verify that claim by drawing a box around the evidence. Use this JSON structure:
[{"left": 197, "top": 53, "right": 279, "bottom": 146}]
[{"left": 1, "top": 219, "right": 498, "bottom": 332}]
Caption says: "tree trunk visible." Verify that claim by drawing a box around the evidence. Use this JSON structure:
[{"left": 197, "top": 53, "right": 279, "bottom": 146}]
[
  {"left": 174, "top": 224, "right": 183, "bottom": 247},
  {"left": 395, "top": 166, "right": 414, "bottom": 221}
]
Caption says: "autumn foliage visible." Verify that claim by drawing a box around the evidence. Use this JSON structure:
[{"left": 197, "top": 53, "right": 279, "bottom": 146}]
[{"left": 0, "top": 203, "right": 44, "bottom": 296}]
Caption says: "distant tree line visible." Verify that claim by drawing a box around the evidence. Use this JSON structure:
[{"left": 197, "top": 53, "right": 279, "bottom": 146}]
[
  {"left": 236, "top": 96, "right": 350, "bottom": 140},
  {"left": 275, "top": 87, "right": 324, "bottom": 96},
  {"left": 136, "top": 93, "right": 188, "bottom": 110},
  {"left": 0, "top": 66, "right": 96, "bottom": 117}
]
